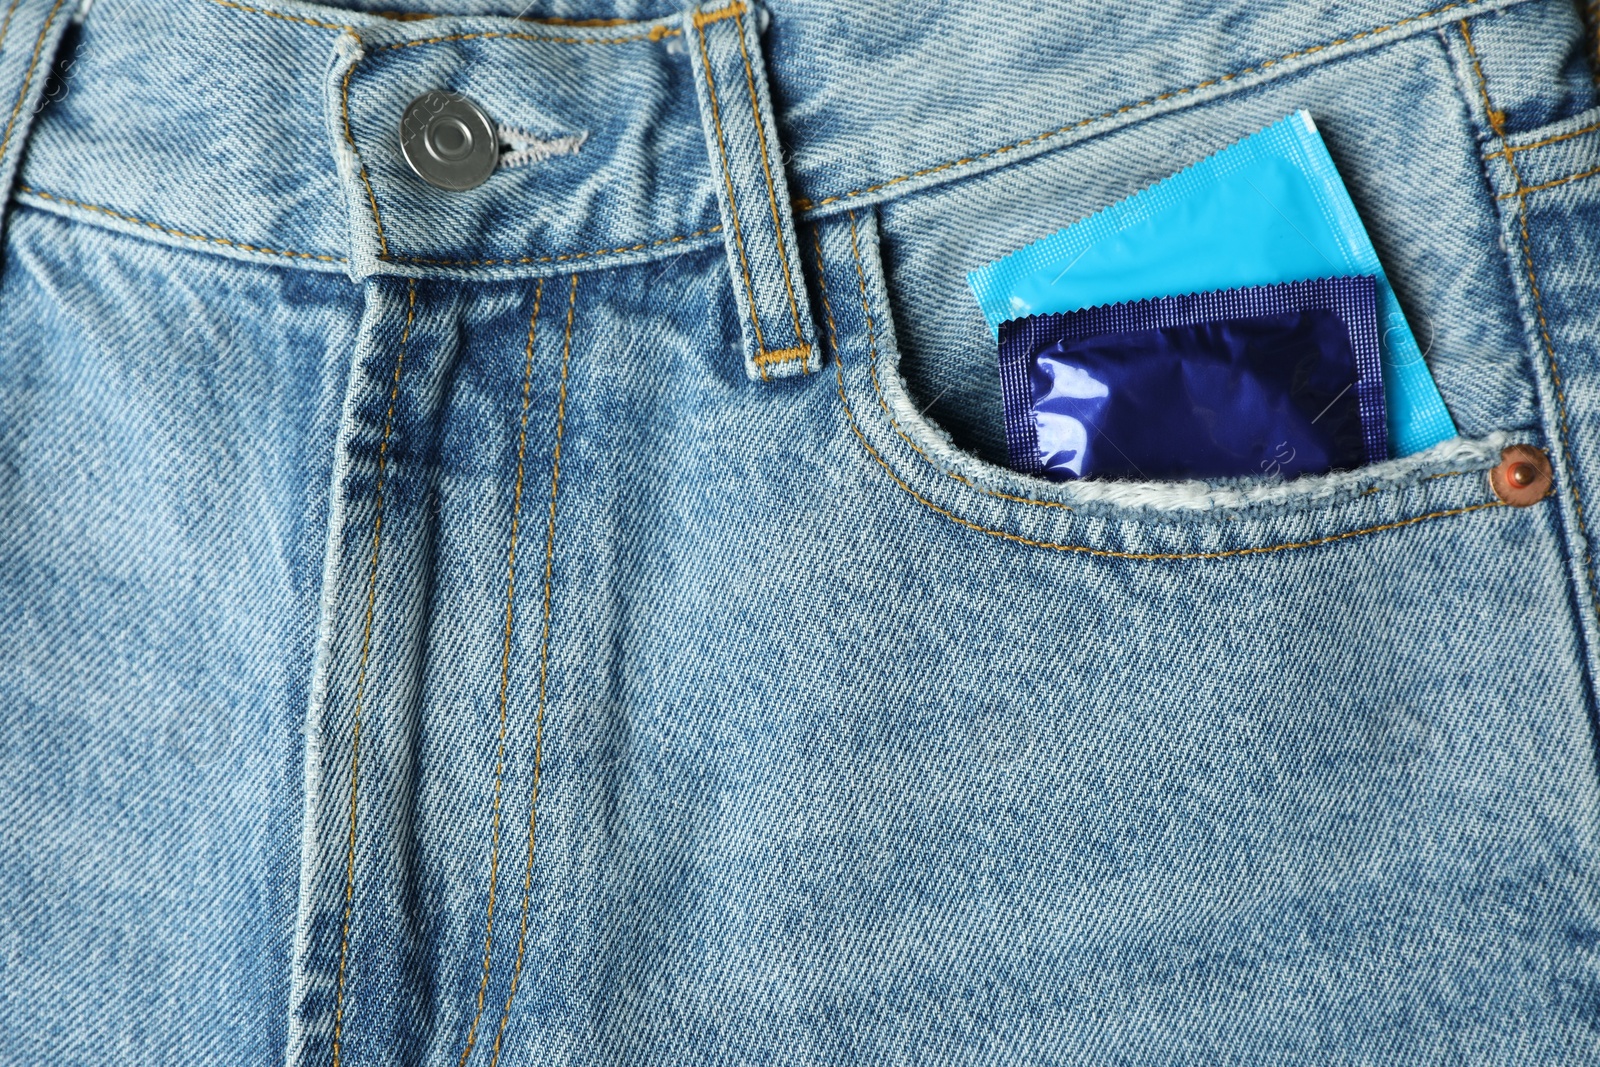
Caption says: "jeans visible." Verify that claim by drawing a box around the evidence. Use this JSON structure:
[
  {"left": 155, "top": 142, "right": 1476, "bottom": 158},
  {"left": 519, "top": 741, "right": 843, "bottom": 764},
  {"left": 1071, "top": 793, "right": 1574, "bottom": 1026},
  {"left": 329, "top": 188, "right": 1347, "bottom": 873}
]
[{"left": 4, "top": 0, "right": 1600, "bottom": 1062}]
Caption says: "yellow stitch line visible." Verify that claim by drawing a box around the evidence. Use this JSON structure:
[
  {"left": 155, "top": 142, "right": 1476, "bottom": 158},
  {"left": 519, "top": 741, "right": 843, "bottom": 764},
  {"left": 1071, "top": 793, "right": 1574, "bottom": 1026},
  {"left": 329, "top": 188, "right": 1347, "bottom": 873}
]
[
  {"left": 19, "top": 186, "right": 345, "bottom": 261},
  {"left": 341, "top": 57, "right": 388, "bottom": 258},
  {"left": 810, "top": 224, "right": 839, "bottom": 365},
  {"left": 1485, "top": 118, "right": 1600, "bottom": 160},
  {"left": 202, "top": 0, "right": 356, "bottom": 32},
  {"left": 694, "top": 14, "right": 768, "bottom": 380},
  {"left": 485, "top": 273, "right": 577, "bottom": 1067},
  {"left": 1463, "top": 20, "right": 1600, "bottom": 619},
  {"left": 0, "top": 0, "right": 28, "bottom": 80},
  {"left": 1499, "top": 163, "right": 1600, "bottom": 198},
  {"left": 753, "top": 343, "right": 811, "bottom": 365},
  {"left": 331, "top": 278, "right": 416, "bottom": 1067},
  {"left": 839, "top": 212, "right": 1076, "bottom": 511},
  {"left": 791, "top": 0, "right": 1485, "bottom": 215},
  {"left": 691, "top": 0, "right": 747, "bottom": 28},
  {"left": 381, "top": 225, "right": 722, "bottom": 267},
  {"left": 733, "top": 4, "right": 808, "bottom": 356},
  {"left": 846, "top": 211, "right": 925, "bottom": 458},
  {"left": 0, "top": 0, "right": 66, "bottom": 178},
  {"left": 375, "top": 25, "right": 679, "bottom": 50},
  {"left": 834, "top": 355, "right": 1508, "bottom": 559},
  {"left": 455, "top": 278, "right": 545, "bottom": 1067}
]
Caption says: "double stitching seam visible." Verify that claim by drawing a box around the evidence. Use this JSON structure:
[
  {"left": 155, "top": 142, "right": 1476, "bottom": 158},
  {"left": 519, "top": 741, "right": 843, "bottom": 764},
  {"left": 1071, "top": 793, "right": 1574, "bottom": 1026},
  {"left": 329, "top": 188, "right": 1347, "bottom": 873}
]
[
  {"left": 1496, "top": 164, "right": 1600, "bottom": 198},
  {"left": 1461, "top": 21, "right": 1600, "bottom": 615},
  {"left": 0, "top": 0, "right": 66, "bottom": 179},
  {"left": 456, "top": 279, "right": 545, "bottom": 1067},
  {"left": 1483, "top": 118, "right": 1600, "bottom": 160},
  {"left": 383, "top": 226, "right": 722, "bottom": 266},
  {"left": 372, "top": 25, "right": 678, "bottom": 49},
  {"left": 791, "top": 0, "right": 1500, "bottom": 214},
  {"left": 837, "top": 212, "right": 1075, "bottom": 512},
  {"left": 331, "top": 278, "right": 416, "bottom": 1067},
  {"left": 18, "top": 186, "right": 347, "bottom": 262},
  {"left": 203, "top": 0, "right": 678, "bottom": 44},
  {"left": 484, "top": 273, "right": 578, "bottom": 1067},
  {"left": 732, "top": 3, "right": 810, "bottom": 370},
  {"left": 15, "top": 184, "right": 712, "bottom": 269},
  {"left": 693, "top": 5, "right": 775, "bottom": 381},
  {"left": 203, "top": 0, "right": 355, "bottom": 33},
  {"left": 822, "top": 217, "right": 1510, "bottom": 556}
]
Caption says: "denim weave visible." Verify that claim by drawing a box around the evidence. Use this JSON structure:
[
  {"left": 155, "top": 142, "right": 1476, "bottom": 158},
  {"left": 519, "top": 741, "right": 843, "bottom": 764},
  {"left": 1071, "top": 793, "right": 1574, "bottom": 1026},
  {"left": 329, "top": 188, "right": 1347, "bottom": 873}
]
[{"left": 3, "top": 0, "right": 1600, "bottom": 1063}]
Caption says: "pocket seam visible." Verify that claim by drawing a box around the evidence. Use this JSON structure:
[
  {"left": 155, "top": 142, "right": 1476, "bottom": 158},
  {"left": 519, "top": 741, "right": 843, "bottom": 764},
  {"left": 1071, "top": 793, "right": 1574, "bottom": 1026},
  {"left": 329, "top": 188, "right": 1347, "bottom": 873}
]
[
  {"left": 826, "top": 211, "right": 1076, "bottom": 512},
  {"left": 821, "top": 213, "right": 1519, "bottom": 558},
  {"left": 832, "top": 336, "right": 1511, "bottom": 559}
]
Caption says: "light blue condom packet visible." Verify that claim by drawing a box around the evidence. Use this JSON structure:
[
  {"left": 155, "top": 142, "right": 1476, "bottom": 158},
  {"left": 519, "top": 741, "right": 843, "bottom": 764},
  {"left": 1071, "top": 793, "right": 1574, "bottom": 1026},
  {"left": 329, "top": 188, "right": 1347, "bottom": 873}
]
[{"left": 967, "top": 111, "right": 1456, "bottom": 457}]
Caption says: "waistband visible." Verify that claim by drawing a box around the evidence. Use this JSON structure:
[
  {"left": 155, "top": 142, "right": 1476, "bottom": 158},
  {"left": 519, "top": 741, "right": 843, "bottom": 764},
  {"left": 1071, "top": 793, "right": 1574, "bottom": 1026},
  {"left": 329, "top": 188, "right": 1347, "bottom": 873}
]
[{"left": 0, "top": 0, "right": 1547, "bottom": 348}]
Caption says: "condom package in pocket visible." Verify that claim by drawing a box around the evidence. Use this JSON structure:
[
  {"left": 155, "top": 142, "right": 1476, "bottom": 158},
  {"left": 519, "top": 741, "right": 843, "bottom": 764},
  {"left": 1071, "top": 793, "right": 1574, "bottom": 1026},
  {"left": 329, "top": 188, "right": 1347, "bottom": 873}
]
[
  {"left": 998, "top": 277, "right": 1386, "bottom": 482},
  {"left": 969, "top": 110, "right": 1454, "bottom": 459}
]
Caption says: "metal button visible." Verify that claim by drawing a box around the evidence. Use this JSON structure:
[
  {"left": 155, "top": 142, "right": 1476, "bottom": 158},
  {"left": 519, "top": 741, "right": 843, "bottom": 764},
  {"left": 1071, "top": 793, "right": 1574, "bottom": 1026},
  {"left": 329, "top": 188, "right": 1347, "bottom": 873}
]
[
  {"left": 1488, "top": 444, "right": 1553, "bottom": 507},
  {"left": 399, "top": 91, "right": 497, "bottom": 192}
]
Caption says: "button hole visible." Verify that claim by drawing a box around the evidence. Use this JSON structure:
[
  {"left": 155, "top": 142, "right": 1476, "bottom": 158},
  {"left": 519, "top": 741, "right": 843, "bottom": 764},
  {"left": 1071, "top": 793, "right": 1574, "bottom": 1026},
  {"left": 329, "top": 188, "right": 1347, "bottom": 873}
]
[{"left": 497, "top": 125, "right": 587, "bottom": 169}]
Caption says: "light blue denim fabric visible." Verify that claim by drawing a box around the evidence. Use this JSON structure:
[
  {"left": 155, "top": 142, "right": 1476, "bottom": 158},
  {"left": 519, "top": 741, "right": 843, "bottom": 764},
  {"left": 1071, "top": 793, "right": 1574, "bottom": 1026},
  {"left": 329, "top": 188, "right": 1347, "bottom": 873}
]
[{"left": 4, "top": 0, "right": 1600, "bottom": 1064}]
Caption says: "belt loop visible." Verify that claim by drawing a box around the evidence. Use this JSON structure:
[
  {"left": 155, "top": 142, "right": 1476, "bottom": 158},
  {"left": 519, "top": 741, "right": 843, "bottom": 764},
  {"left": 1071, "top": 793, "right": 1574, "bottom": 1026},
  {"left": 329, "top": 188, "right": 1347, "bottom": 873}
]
[
  {"left": 683, "top": 0, "right": 820, "bottom": 382},
  {"left": 0, "top": 0, "right": 75, "bottom": 237}
]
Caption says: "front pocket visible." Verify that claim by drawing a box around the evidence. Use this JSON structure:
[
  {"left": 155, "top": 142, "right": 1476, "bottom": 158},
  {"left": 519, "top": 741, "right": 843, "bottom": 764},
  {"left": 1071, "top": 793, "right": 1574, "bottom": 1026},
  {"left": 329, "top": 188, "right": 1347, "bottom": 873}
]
[
  {"left": 811, "top": 207, "right": 1531, "bottom": 561},
  {"left": 871, "top": 18, "right": 1562, "bottom": 471}
]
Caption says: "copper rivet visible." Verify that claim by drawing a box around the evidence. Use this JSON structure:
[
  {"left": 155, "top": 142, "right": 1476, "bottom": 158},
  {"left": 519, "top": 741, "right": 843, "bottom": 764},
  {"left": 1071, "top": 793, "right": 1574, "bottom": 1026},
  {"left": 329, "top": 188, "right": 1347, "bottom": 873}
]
[{"left": 1489, "top": 444, "right": 1553, "bottom": 507}]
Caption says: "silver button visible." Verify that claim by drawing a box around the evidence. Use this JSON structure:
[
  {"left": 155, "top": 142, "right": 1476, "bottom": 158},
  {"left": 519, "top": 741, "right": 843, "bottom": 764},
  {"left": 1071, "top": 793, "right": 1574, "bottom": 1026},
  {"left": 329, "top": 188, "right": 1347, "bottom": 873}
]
[{"left": 399, "top": 91, "right": 498, "bottom": 192}]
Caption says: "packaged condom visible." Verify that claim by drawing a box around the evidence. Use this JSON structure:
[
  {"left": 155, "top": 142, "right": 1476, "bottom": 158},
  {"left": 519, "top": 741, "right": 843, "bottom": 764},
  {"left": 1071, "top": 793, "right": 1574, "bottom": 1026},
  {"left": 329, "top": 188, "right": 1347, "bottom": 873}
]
[
  {"left": 999, "top": 276, "right": 1386, "bottom": 482},
  {"left": 968, "top": 111, "right": 1453, "bottom": 457}
]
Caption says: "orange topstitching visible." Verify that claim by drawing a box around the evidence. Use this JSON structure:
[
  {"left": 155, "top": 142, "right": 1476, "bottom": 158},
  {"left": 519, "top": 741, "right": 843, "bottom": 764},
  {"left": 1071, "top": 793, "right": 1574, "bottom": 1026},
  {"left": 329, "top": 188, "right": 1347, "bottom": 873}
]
[
  {"left": 455, "top": 278, "right": 546, "bottom": 1067},
  {"left": 484, "top": 273, "right": 578, "bottom": 1067},
  {"left": 1461, "top": 20, "right": 1600, "bottom": 613},
  {"left": 331, "top": 278, "right": 416, "bottom": 1067}
]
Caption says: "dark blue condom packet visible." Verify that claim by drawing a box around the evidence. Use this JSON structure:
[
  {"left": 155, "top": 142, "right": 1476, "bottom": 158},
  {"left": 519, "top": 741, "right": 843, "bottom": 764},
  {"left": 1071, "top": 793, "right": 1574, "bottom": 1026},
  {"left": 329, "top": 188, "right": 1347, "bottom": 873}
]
[{"left": 998, "top": 276, "right": 1386, "bottom": 482}]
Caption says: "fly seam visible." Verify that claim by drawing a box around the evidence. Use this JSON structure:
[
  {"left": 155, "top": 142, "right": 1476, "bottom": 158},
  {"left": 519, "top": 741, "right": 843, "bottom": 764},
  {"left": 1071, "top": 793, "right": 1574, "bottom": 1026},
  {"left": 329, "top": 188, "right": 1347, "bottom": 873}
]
[
  {"left": 693, "top": 10, "right": 770, "bottom": 379},
  {"left": 18, "top": 186, "right": 346, "bottom": 262},
  {"left": 0, "top": 0, "right": 66, "bottom": 177},
  {"left": 487, "top": 273, "right": 577, "bottom": 1067},
  {"left": 331, "top": 277, "right": 416, "bottom": 1067},
  {"left": 792, "top": 0, "right": 1498, "bottom": 214},
  {"left": 732, "top": 3, "right": 810, "bottom": 369},
  {"left": 455, "top": 278, "right": 546, "bottom": 1067},
  {"left": 1460, "top": 19, "right": 1600, "bottom": 618}
]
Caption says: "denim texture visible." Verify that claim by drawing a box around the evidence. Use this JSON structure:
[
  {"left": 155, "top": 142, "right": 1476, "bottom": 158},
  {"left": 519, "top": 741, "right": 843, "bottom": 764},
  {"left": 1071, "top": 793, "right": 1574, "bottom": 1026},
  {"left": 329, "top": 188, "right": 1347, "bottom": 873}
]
[{"left": 4, "top": 0, "right": 1600, "bottom": 1063}]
